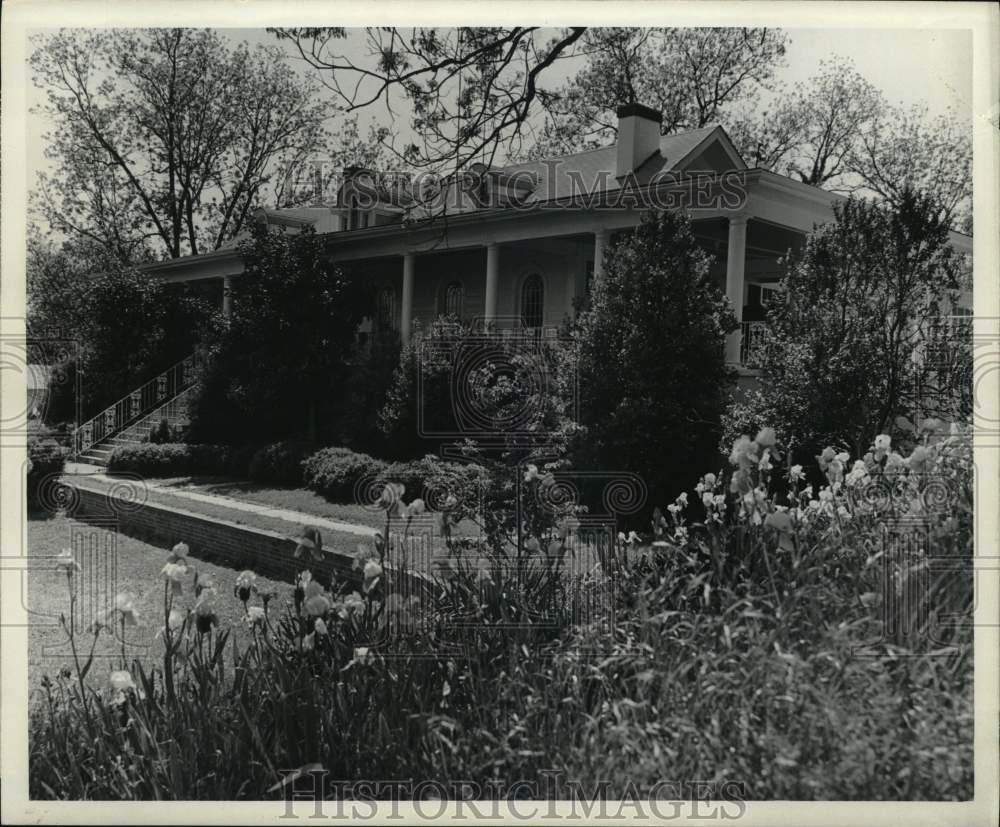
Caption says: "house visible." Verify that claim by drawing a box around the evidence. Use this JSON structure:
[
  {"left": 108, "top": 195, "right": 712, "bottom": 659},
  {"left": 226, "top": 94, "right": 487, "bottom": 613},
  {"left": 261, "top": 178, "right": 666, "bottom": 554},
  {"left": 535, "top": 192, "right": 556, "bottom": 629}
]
[
  {"left": 142, "top": 103, "right": 972, "bottom": 366},
  {"left": 74, "top": 103, "right": 973, "bottom": 462}
]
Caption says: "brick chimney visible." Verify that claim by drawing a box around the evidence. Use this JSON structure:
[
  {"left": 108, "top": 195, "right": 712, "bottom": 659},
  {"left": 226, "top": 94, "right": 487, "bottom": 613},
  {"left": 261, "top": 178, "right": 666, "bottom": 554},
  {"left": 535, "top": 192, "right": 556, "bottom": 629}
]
[{"left": 616, "top": 103, "right": 663, "bottom": 178}]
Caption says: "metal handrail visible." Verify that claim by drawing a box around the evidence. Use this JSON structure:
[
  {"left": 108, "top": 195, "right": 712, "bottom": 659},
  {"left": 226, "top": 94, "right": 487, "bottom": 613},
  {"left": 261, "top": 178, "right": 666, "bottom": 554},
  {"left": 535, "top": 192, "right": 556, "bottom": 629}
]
[{"left": 73, "top": 352, "right": 204, "bottom": 456}]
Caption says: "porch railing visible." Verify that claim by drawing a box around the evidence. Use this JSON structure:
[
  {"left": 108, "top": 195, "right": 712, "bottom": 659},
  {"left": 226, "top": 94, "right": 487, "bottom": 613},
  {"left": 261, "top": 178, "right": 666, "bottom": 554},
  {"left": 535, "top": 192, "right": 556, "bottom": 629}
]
[{"left": 73, "top": 352, "right": 205, "bottom": 456}]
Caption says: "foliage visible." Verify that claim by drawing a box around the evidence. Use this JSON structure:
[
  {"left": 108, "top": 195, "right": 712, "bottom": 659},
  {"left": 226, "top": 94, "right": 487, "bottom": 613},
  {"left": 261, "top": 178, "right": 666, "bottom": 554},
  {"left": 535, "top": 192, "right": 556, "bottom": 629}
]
[
  {"left": 532, "top": 27, "right": 787, "bottom": 157},
  {"left": 248, "top": 441, "right": 316, "bottom": 487},
  {"left": 28, "top": 238, "right": 214, "bottom": 417},
  {"left": 29, "top": 426, "right": 972, "bottom": 800},
  {"left": 376, "top": 455, "right": 488, "bottom": 509},
  {"left": 731, "top": 57, "right": 882, "bottom": 188},
  {"left": 106, "top": 443, "right": 232, "bottom": 477},
  {"left": 271, "top": 27, "right": 587, "bottom": 178},
  {"left": 331, "top": 331, "right": 404, "bottom": 457},
  {"left": 187, "top": 224, "right": 370, "bottom": 446},
  {"left": 729, "top": 57, "right": 971, "bottom": 226},
  {"left": 379, "top": 316, "right": 580, "bottom": 463},
  {"left": 27, "top": 440, "right": 68, "bottom": 513},
  {"left": 723, "top": 189, "right": 970, "bottom": 462},
  {"left": 301, "top": 447, "right": 388, "bottom": 502},
  {"left": 146, "top": 418, "right": 184, "bottom": 445},
  {"left": 30, "top": 28, "right": 327, "bottom": 260},
  {"left": 573, "top": 210, "right": 737, "bottom": 507}
]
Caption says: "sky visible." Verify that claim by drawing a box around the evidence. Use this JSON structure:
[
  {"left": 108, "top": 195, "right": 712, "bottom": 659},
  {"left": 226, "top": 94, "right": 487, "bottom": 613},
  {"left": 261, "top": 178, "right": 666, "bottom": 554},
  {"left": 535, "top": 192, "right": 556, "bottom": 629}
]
[{"left": 25, "top": 26, "right": 972, "bottom": 193}]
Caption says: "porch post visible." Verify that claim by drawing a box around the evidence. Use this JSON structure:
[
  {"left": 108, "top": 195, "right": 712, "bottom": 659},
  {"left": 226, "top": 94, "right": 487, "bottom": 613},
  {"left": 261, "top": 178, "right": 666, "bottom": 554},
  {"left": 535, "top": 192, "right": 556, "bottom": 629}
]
[
  {"left": 593, "top": 229, "right": 611, "bottom": 281},
  {"left": 222, "top": 276, "right": 233, "bottom": 318},
  {"left": 484, "top": 242, "right": 500, "bottom": 329},
  {"left": 401, "top": 252, "right": 415, "bottom": 345},
  {"left": 725, "top": 216, "right": 748, "bottom": 365}
]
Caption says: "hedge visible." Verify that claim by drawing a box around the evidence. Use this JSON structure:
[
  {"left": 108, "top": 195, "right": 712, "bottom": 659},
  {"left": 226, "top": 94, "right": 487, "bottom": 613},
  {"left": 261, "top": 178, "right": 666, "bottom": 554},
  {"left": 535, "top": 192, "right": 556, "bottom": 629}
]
[
  {"left": 301, "top": 447, "right": 387, "bottom": 502},
  {"left": 27, "top": 439, "right": 67, "bottom": 512},
  {"left": 106, "top": 443, "right": 232, "bottom": 477},
  {"left": 248, "top": 440, "right": 315, "bottom": 487},
  {"left": 302, "top": 446, "right": 485, "bottom": 507}
]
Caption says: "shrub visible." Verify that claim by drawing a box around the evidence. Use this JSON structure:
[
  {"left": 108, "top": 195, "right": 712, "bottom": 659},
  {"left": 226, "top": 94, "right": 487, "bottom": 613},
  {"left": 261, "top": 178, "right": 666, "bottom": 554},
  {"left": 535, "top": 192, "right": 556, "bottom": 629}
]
[
  {"left": 377, "top": 455, "right": 486, "bottom": 509},
  {"left": 27, "top": 439, "right": 67, "bottom": 512},
  {"left": 302, "top": 446, "right": 387, "bottom": 502},
  {"left": 106, "top": 443, "right": 231, "bottom": 477},
  {"left": 248, "top": 440, "right": 314, "bottom": 487},
  {"left": 146, "top": 418, "right": 183, "bottom": 445},
  {"left": 573, "top": 209, "right": 737, "bottom": 507},
  {"left": 722, "top": 189, "right": 970, "bottom": 462}
]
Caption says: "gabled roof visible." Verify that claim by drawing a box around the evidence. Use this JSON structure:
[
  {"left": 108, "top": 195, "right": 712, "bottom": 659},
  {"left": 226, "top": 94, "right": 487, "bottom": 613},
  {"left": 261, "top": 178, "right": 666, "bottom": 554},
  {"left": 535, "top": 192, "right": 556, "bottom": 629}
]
[{"left": 497, "top": 125, "right": 745, "bottom": 204}]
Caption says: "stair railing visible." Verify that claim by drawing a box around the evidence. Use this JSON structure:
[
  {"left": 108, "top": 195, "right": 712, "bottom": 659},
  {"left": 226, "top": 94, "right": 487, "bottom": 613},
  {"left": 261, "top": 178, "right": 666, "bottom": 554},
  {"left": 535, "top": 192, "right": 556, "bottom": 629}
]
[{"left": 73, "top": 352, "right": 205, "bottom": 457}]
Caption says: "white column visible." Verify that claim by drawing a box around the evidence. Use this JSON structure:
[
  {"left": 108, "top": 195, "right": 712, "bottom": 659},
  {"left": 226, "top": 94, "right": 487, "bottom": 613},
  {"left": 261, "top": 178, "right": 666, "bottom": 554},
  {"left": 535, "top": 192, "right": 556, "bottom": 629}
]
[
  {"left": 593, "top": 229, "right": 611, "bottom": 281},
  {"left": 222, "top": 276, "right": 233, "bottom": 318},
  {"left": 725, "top": 216, "right": 748, "bottom": 365},
  {"left": 484, "top": 243, "right": 500, "bottom": 330},
  {"left": 401, "top": 252, "right": 415, "bottom": 345}
]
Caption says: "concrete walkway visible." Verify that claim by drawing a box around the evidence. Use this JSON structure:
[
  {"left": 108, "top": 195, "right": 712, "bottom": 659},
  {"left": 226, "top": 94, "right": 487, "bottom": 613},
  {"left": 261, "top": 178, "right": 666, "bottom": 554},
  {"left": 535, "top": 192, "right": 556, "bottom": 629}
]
[{"left": 63, "top": 463, "right": 379, "bottom": 538}]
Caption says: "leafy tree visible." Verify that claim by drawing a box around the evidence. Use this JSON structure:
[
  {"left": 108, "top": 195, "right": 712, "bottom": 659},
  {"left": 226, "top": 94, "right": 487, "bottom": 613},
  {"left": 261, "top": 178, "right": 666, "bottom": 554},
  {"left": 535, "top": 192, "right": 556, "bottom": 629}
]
[
  {"left": 730, "top": 57, "right": 972, "bottom": 228},
  {"left": 531, "top": 28, "right": 788, "bottom": 157},
  {"left": 188, "top": 224, "right": 369, "bottom": 445},
  {"left": 850, "top": 103, "right": 972, "bottom": 227},
  {"left": 723, "top": 188, "right": 970, "bottom": 460},
  {"left": 573, "top": 210, "right": 738, "bottom": 505},
  {"left": 271, "top": 27, "right": 588, "bottom": 174},
  {"left": 731, "top": 57, "right": 883, "bottom": 187},
  {"left": 28, "top": 235, "right": 212, "bottom": 418},
  {"left": 30, "top": 28, "right": 328, "bottom": 260}
]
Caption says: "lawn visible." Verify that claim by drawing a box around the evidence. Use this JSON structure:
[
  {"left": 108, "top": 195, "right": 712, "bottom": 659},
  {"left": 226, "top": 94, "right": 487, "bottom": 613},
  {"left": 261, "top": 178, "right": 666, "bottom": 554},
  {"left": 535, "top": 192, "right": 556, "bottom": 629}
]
[
  {"left": 27, "top": 514, "right": 292, "bottom": 705},
  {"left": 141, "top": 475, "right": 388, "bottom": 528}
]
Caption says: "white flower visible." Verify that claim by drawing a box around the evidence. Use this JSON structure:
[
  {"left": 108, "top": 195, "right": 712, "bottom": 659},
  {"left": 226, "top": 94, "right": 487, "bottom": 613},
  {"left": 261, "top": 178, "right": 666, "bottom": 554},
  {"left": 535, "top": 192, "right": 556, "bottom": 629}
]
[
  {"left": 703, "top": 473, "right": 716, "bottom": 487},
  {"left": 627, "top": 531, "right": 641, "bottom": 544},
  {"left": 114, "top": 592, "right": 140, "bottom": 626},
  {"left": 354, "top": 647, "right": 371, "bottom": 664},
  {"left": 302, "top": 632, "right": 315, "bottom": 651},
  {"left": 246, "top": 606, "right": 266, "bottom": 626},
  {"left": 676, "top": 492, "right": 688, "bottom": 507},
  {"left": 702, "top": 491, "right": 714, "bottom": 508},
  {"left": 523, "top": 464, "right": 539, "bottom": 482},
  {"left": 789, "top": 464, "right": 804, "bottom": 481},
  {"left": 314, "top": 618, "right": 328, "bottom": 636},
  {"left": 109, "top": 670, "right": 136, "bottom": 693},
  {"left": 874, "top": 434, "right": 891, "bottom": 452},
  {"left": 758, "top": 448, "right": 773, "bottom": 471},
  {"left": 161, "top": 561, "right": 187, "bottom": 582}
]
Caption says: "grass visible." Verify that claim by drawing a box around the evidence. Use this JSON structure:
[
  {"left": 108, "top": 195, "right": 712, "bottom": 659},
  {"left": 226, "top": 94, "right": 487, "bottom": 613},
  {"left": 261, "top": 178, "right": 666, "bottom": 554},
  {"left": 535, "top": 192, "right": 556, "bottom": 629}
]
[
  {"left": 27, "top": 514, "right": 289, "bottom": 705},
  {"left": 72, "top": 473, "right": 384, "bottom": 554},
  {"left": 97, "top": 472, "right": 483, "bottom": 536}
]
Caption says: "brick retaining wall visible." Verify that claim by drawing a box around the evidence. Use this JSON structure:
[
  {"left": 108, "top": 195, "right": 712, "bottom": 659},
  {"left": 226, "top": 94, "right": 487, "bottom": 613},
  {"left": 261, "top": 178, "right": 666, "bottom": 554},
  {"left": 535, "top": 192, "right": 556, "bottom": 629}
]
[{"left": 65, "top": 483, "right": 430, "bottom": 594}]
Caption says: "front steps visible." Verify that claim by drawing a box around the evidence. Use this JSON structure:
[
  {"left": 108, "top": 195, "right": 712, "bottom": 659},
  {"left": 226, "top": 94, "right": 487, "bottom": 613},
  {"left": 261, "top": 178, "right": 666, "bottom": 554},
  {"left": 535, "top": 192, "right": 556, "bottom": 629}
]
[{"left": 78, "top": 387, "right": 195, "bottom": 466}]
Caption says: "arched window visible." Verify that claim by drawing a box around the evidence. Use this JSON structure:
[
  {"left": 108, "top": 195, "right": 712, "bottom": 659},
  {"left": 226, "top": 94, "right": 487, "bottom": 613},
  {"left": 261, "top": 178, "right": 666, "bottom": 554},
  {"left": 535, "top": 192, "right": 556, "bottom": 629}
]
[
  {"left": 376, "top": 287, "right": 396, "bottom": 331},
  {"left": 520, "top": 274, "right": 544, "bottom": 330},
  {"left": 440, "top": 281, "right": 464, "bottom": 318}
]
